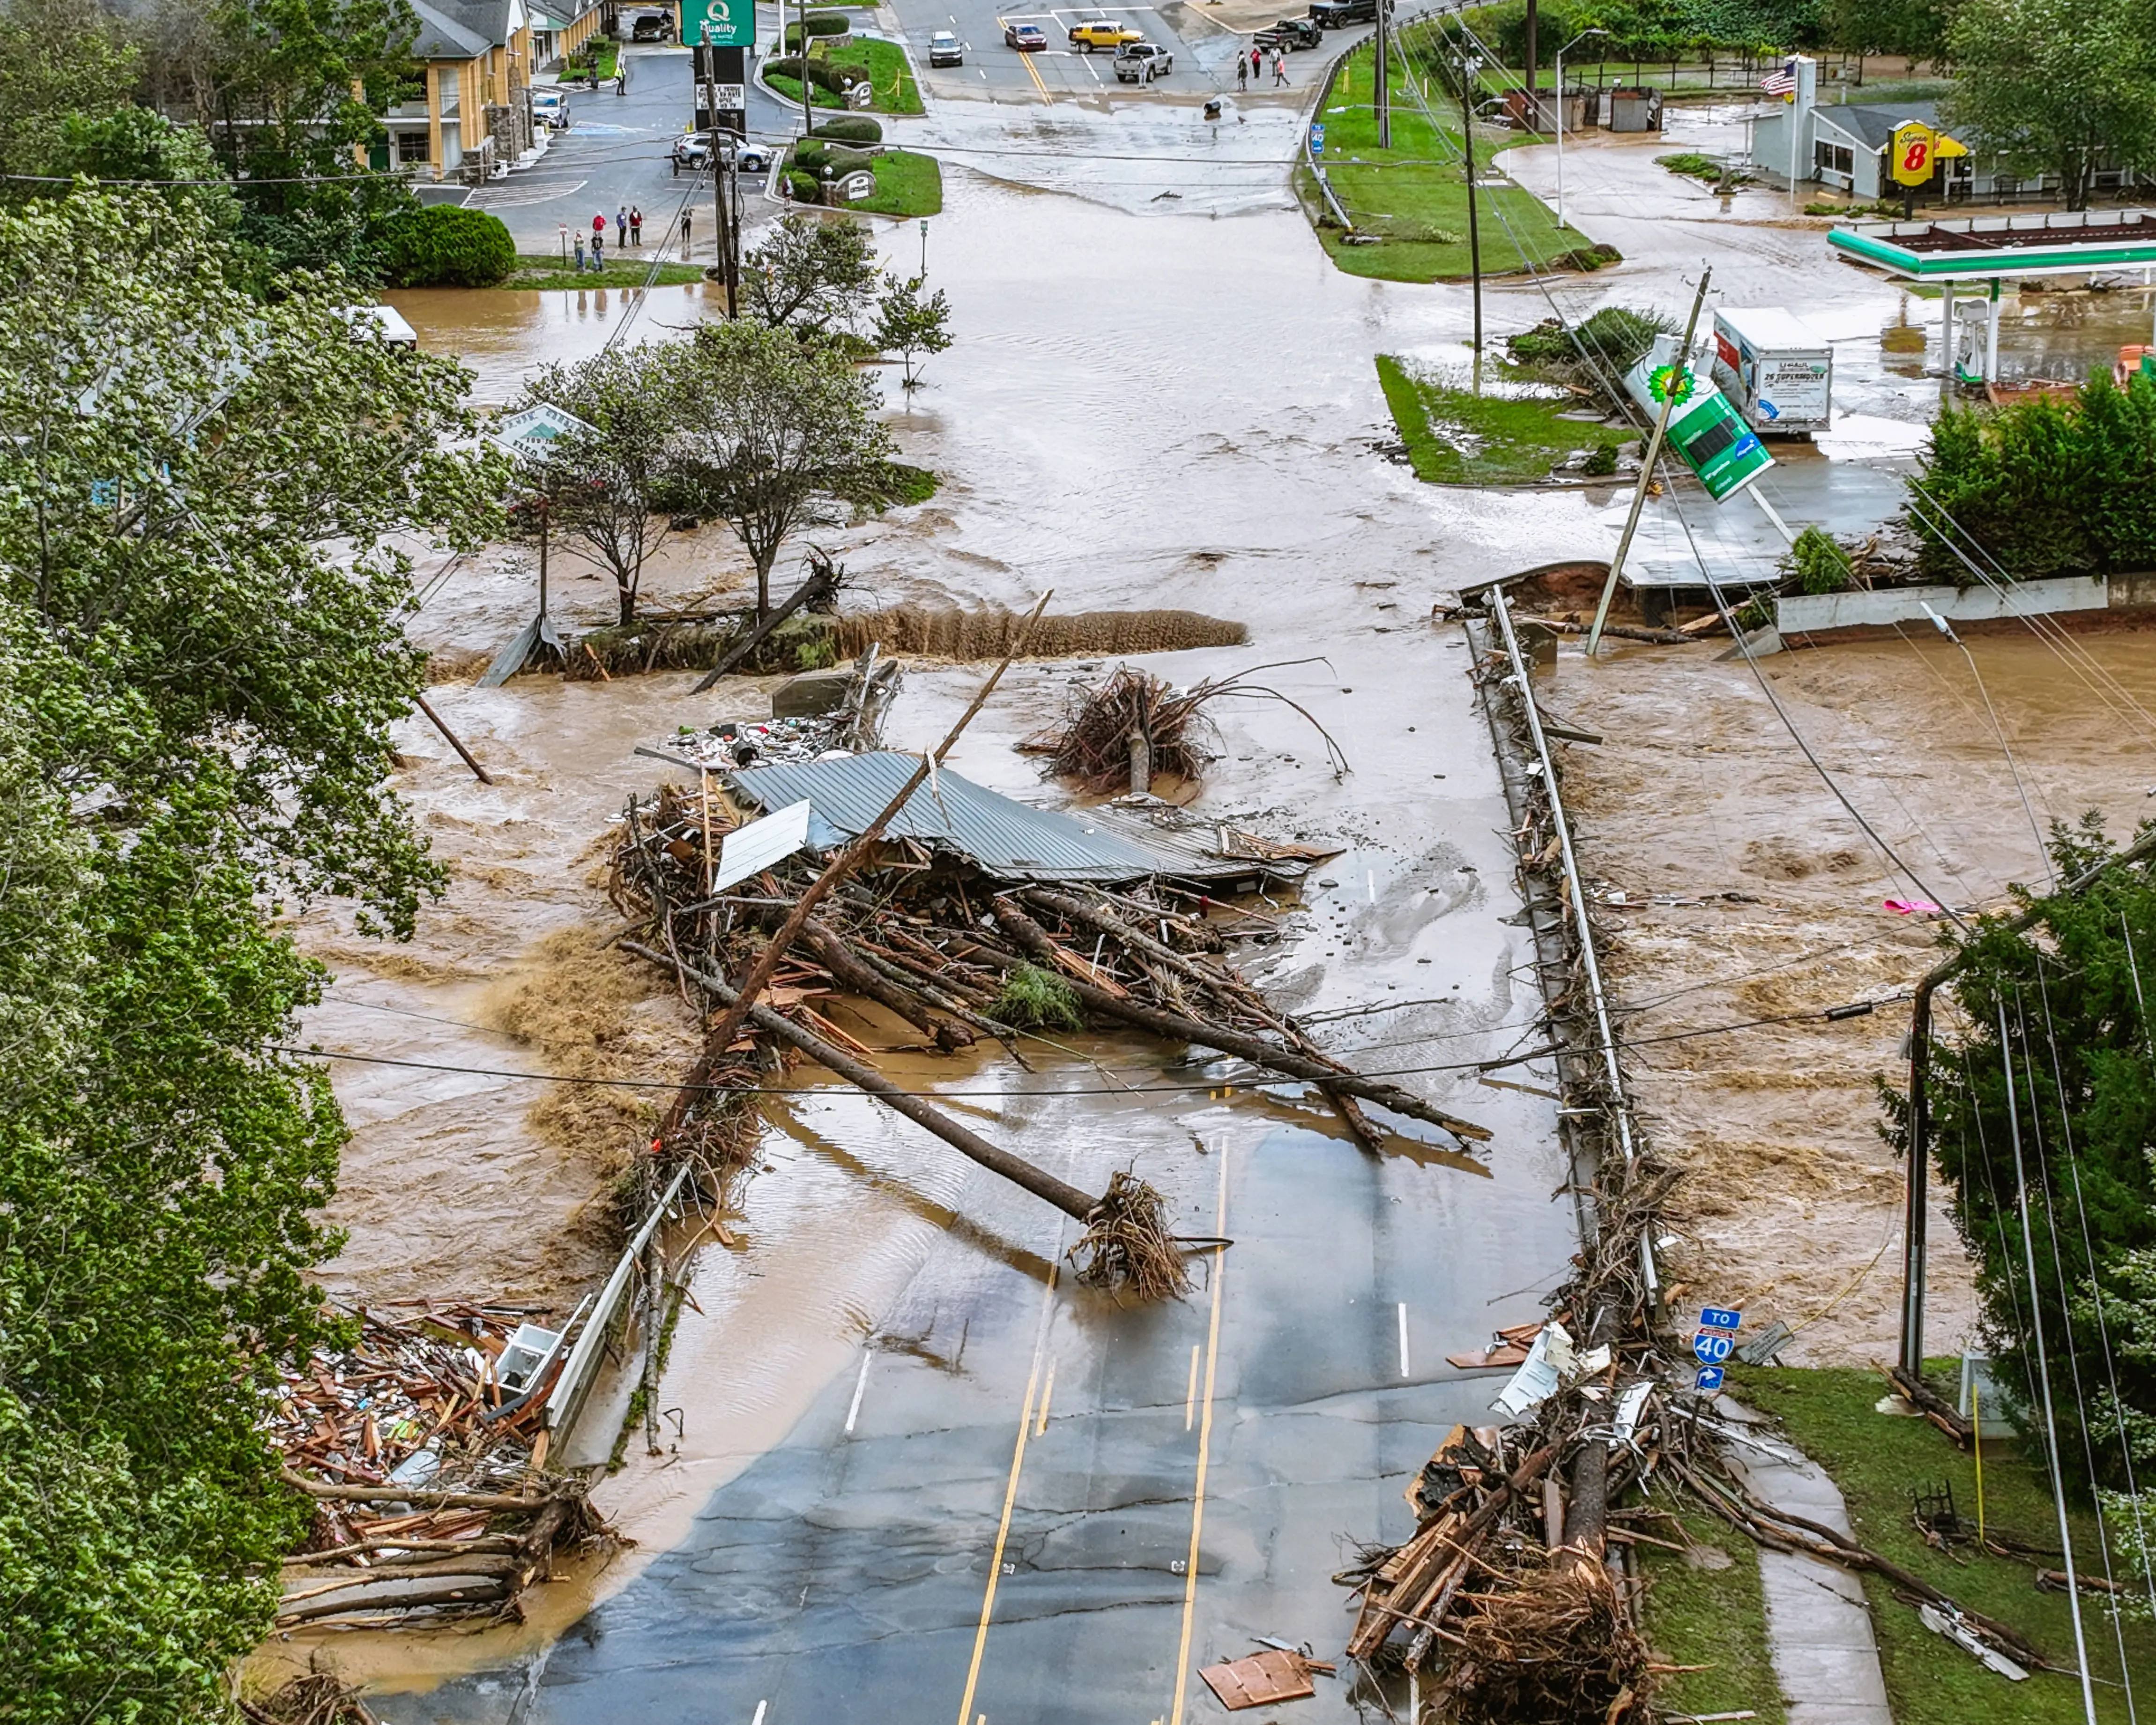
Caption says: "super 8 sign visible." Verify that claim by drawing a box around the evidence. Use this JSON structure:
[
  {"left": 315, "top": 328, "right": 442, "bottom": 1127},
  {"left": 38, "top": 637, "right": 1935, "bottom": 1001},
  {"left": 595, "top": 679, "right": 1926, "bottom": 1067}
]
[{"left": 1890, "top": 121, "right": 1935, "bottom": 186}]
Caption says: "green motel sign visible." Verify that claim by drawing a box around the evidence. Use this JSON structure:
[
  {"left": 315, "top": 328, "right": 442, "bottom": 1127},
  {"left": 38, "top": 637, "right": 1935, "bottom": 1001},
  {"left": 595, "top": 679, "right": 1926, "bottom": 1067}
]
[
  {"left": 1623, "top": 354, "right": 1775, "bottom": 504},
  {"left": 680, "top": 0, "right": 754, "bottom": 46}
]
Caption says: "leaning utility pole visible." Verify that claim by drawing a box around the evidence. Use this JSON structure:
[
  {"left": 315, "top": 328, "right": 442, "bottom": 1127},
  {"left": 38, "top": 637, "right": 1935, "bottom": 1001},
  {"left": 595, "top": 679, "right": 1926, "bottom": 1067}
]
[
  {"left": 1523, "top": 0, "right": 1539, "bottom": 127},
  {"left": 1375, "top": 0, "right": 1391, "bottom": 148},
  {"left": 1460, "top": 49, "right": 1483, "bottom": 354},
  {"left": 1585, "top": 268, "right": 1712, "bottom": 655},
  {"left": 797, "top": 0, "right": 812, "bottom": 142}
]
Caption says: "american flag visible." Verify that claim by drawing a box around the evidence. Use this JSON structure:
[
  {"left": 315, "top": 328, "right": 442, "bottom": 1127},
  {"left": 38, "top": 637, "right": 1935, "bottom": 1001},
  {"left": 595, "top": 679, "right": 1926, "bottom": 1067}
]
[{"left": 1760, "top": 58, "right": 1798, "bottom": 96}]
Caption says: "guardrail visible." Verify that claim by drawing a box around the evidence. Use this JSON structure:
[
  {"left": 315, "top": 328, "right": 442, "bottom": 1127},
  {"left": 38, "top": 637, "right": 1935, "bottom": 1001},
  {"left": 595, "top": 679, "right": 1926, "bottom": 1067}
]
[{"left": 544, "top": 1163, "right": 692, "bottom": 1444}]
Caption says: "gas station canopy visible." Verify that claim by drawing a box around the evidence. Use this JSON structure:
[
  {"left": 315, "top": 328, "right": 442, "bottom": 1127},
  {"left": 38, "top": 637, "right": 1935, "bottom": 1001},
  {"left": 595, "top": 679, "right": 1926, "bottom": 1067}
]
[{"left": 1830, "top": 208, "right": 2156, "bottom": 281}]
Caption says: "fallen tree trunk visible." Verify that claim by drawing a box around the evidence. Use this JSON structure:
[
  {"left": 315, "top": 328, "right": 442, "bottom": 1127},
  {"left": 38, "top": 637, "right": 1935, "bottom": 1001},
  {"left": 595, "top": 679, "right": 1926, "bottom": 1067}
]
[
  {"left": 803, "top": 917, "right": 974, "bottom": 1050},
  {"left": 280, "top": 1470, "right": 551, "bottom": 1512},
  {"left": 990, "top": 899, "right": 1493, "bottom": 1144},
  {"left": 628, "top": 941, "right": 1097, "bottom": 1219},
  {"left": 275, "top": 1573, "right": 513, "bottom": 1625},
  {"left": 688, "top": 559, "right": 840, "bottom": 693}
]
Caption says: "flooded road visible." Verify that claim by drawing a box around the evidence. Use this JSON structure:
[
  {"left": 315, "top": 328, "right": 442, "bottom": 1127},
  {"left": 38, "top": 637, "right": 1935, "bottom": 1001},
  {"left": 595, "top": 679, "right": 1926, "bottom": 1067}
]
[{"left": 273, "top": 103, "right": 2147, "bottom": 1712}]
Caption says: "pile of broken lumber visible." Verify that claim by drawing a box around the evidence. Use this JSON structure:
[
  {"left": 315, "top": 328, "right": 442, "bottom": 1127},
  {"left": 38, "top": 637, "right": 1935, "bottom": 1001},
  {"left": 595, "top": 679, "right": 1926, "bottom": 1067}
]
[
  {"left": 608, "top": 789, "right": 1490, "bottom": 1158},
  {"left": 269, "top": 1301, "right": 599, "bottom": 1629}
]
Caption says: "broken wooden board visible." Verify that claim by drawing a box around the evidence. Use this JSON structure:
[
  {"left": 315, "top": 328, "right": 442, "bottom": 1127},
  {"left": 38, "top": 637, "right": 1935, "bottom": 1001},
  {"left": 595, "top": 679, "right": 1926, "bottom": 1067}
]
[{"left": 1199, "top": 1649, "right": 1316, "bottom": 1710}]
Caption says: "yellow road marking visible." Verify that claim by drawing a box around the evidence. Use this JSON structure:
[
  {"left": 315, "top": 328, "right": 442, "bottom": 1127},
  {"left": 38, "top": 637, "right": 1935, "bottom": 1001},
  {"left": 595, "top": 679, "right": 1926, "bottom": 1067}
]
[
  {"left": 1169, "top": 1145, "right": 1231, "bottom": 1725},
  {"left": 955, "top": 1266, "right": 1057, "bottom": 1725},
  {"left": 1021, "top": 44, "right": 1050, "bottom": 99},
  {"left": 1183, "top": 1345, "right": 1199, "bottom": 1431},
  {"left": 1035, "top": 1360, "right": 1056, "bottom": 1435}
]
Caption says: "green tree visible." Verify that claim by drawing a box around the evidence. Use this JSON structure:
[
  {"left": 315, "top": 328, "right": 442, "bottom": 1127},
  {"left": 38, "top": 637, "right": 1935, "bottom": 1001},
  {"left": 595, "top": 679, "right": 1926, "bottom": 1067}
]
[
  {"left": 0, "top": 0, "right": 141, "bottom": 183},
  {"left": 516, "top": 345, "right": 682, "bottom": 625},
  {"left": 0, "top": 185, "right": 501, "bottom": 1715},
  {"left": 1881, "top": 816, "right": 2156, "bottom": 1493},
  {"left": 663, "top": 319, "right": 897, "bottom": 620},
  {"left": 1819, "top": 0, "right": 1955, "bottom": 65},
  {"left": 743, "top": 210, "right": 883, "bottom": 339},
  {"left": 1942, "top": 0, "right": 2156, "bottom": 209},
  {"left": 873, "top": 272, "right": 953, "bottom": 390}
]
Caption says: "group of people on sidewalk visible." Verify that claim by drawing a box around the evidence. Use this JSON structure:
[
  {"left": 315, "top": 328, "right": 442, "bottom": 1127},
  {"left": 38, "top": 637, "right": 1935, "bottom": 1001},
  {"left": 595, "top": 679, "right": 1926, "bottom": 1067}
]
[
  {"left": 1235, "top": 45, "right": 1292, "bottom": 89},
  {"left": 570, "top": 204, "right": 648, "bottom": 272}
]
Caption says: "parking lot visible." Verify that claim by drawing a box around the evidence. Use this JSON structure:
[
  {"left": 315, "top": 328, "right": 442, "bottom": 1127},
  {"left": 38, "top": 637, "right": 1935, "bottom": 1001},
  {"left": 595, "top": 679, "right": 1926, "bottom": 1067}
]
[{"left": 887, "top": 0, "right": 1260, "bottom": 101}]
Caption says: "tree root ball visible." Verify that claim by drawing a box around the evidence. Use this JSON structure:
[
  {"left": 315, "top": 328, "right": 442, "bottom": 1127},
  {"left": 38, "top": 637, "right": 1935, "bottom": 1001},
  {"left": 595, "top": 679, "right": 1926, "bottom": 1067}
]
[{"left": 1070, "top": 1171, "right": 1193, "bottom": 1301}]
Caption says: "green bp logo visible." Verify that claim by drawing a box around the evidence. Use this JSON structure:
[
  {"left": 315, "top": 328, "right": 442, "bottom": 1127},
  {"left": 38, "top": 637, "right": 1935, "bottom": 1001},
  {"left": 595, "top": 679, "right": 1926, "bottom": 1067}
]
[{"left": 1647, "top": 364, "right": 1697, "bottom": 406}]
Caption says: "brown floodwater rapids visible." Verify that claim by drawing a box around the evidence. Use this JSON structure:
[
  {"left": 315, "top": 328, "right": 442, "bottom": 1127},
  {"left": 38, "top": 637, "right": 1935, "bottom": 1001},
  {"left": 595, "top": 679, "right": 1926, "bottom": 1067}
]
[{"left": 264, "top": 134, "right": 2155, "bottom": 1696}]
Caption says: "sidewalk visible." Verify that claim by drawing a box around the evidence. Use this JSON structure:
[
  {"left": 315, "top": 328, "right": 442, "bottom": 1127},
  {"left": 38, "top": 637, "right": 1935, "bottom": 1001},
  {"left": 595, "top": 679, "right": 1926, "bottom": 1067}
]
[{"left": 1717, "top": 1399, "right": 1894, "bottom": 1725}]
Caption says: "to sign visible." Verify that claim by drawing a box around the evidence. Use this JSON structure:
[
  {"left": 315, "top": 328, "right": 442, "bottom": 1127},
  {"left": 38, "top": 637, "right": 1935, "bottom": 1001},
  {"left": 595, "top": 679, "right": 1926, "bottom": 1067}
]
[
  {"left": 1699, "top": 1306, "right": 1742, "bottom": 1331},
  {"left": 1695, "top": 1365, "right": 1726, "bottom": 1392},
  {"left": 1693, "top": 1331, "right": 1735, "bottom": 1365},
  {"left": 1310, "top": 122, "right": 1326, "bottom": 157}
]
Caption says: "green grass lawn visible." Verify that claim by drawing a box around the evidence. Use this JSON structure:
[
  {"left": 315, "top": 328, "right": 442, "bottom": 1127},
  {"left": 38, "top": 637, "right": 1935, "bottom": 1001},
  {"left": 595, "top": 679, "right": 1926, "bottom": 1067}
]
[
  {"left": 852, "top": 149, "right": 942, "bottom": 216},
  {"left": 768, "top": 37, "right": 922, "bottom": 114},
  {"left": 1727, "top": 1363, "right": 2156, "bottom": 1725},
  {"left": 1375, "top": 353, "right": 1617, "bottom": 485},
  {"left": 507, "top": 253, "right": 706, "bottom": 290},
  {"left": 1306, "top": 45, "right": 1605, "bottom": 283},
  {"left": 1635, "top": 1503, "right": 1788, "bottom": 1724}
]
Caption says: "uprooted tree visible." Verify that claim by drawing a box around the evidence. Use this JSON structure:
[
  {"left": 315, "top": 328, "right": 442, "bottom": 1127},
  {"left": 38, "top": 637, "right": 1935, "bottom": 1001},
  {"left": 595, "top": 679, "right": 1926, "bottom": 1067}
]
[{"left": 0, "top": 187, "right": 500, "bottom": 1715}]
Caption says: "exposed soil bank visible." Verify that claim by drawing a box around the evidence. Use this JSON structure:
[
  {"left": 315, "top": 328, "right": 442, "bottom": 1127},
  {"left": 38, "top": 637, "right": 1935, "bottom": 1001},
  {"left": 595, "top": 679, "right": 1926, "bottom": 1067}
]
[{"left": 1536, "top": 630, "right": 2156, "bottom": 1363}]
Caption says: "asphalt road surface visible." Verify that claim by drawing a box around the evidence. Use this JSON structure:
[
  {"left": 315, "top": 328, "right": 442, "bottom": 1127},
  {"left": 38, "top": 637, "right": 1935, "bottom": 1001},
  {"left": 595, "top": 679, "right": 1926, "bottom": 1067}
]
[{"left": 889, "top": 0, "right": 1263, "bottom": 101}]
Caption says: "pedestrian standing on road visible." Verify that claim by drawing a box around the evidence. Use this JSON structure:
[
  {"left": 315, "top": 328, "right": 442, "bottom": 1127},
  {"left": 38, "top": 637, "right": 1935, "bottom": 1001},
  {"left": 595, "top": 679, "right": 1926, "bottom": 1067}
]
[
  {"left": 616, "top": 204, "right": 627, "bottom": 247},
  {"left": 1252, "top": 45, "right": 1263, "bottom": 81},
  {"left": 1236, "top": 52, "right": 1247, "bottom": 91},
  {"left": 592, "top": 210, "right": 606, "bottom": 248},
  {"left": 629, "top": 205, "right": 643, "bottom": 245},
  {"left": 680, "top": 208, "right": 693, "bottom": 254},
  {"left": 573, "top": 230, "right": 586, "bottom": 271},
  {"left": 616, "top": 67, "right": 627, "bottom": 95},
  {"left": 1273, "top": 48, "right": 1289, "bottom": 85},
  {"left": 592, "top": 229, "right": 604, "bottom": 269}
]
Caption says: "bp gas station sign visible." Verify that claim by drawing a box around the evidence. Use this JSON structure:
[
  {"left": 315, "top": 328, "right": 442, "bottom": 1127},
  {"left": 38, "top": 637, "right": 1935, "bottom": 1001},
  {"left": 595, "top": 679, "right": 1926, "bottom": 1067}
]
[{"left": 1623, "top": 345, "right": 1775, "bottom": 504}]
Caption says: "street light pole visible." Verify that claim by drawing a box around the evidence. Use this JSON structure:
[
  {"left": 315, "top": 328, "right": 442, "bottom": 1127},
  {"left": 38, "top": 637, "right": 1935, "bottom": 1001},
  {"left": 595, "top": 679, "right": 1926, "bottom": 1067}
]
[
  {"left": 1554, "top": 28, "right": 1606, "bottom": 231},
  {"left": 1459, "top": 52, "right": 1482, "bottom": 355}
]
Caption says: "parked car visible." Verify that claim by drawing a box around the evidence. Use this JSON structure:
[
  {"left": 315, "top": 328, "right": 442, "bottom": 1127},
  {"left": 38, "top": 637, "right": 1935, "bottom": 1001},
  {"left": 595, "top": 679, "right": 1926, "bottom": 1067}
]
[
  {"left": 1113, "top": 40, "right": 1174, "bottom": 80},
  {"left": 670, "top": 132, "right": 771, "bottom": 174},
  {"left": 629, "top": 10, "right": 669, "bottom": 39},
  {"left": 530, "top": 89, "right": 571, "bottom": 130},
  {"left": 1254, "top": 16, "right": 1323, "bottom": 49},
  {"left": 928, "top": 30, "right": 966, "bottom": 65},
  {"left": 1068, "top": 18, "right": 1144, "bottom": 49},
  {"left": 1004, "top": 20, "right": 1048, "bottom": 48}
]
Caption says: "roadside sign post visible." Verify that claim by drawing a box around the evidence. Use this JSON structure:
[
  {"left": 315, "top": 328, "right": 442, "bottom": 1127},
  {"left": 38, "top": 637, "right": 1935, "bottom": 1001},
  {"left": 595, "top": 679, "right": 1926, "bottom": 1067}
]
[
  {"left": 1693, "top": 1305, "right": 1740, "bottom": 1391},
  {"left": 920, "top": 218, "right": 929, "bottom": 276},
  {"left": 1310, "top": 121, "right": 1326, "bottom": 158}
]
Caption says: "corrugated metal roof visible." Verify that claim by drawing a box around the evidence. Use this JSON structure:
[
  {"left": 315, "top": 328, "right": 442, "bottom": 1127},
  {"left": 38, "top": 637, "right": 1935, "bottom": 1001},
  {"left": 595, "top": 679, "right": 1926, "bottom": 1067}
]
[{"left": 724, "top": 752, "right": 1313, "bottom": 885}]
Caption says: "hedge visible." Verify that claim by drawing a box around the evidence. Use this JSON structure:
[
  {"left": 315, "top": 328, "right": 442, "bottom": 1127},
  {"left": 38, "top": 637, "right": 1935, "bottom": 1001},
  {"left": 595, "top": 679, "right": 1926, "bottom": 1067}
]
[
  {"left": 810, "top": 115, "right": 883, "bottom": 142},
  {"left": 765, "top": 55, "right": 849, "bottom": 93},
  {"left": 783, "top": 14, "right": 850, "bottom": 46},
  {"left": 380, "top": 205, "right": 516, "bottom": 287}
]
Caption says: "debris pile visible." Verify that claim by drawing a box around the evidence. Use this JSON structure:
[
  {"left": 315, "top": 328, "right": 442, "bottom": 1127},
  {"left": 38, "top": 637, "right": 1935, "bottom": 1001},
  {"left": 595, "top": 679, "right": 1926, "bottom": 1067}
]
[
  {"left": 1022, "top": 660, "right": 1350, "bottom": 794},
  {"left": 270, "top": 1302, "right": 602, "bottom": 1629}
]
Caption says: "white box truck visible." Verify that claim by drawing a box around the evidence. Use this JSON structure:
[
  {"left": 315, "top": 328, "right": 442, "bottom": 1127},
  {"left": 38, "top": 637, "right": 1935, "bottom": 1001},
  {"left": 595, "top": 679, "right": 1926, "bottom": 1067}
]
[{"left": 1710, "top": 307, "right": 1832, "bottom": 437}]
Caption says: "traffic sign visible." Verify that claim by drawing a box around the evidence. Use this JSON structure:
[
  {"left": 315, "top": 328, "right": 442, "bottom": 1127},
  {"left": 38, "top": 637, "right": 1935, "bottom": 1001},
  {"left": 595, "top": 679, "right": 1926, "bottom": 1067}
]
[
  {"left": 1699, "top": 1306, "right": 1742, "bottom": 1331},
  {"left": 1693, "top": 1331, "right": 1735, "bottom": 1365},
  {"left": 1310, "top": 122, "right": 1327, "bottom": 157},
  {"left": 1695, "top": 1365, "right": 1726, "bottom": 1392}
]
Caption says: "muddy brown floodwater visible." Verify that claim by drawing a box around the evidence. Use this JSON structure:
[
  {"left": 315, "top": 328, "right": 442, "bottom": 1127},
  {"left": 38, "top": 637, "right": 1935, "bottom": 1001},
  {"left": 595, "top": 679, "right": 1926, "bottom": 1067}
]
[{"left": 1541, "top": 627, "right": 2156, "bottom": 1363}]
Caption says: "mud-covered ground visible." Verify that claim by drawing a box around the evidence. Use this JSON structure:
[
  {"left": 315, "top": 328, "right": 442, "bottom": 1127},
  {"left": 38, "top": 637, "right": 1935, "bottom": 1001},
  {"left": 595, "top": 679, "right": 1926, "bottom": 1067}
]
[{"left": 1539, "top": 627, "right": 2156, "bottom": 1363}]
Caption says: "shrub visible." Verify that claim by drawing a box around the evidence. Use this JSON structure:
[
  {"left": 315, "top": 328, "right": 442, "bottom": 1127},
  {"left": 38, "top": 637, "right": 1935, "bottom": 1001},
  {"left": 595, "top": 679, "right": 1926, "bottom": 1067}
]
[
  {"left": 783, "top": 14, "right": 850, "bottom": 46},
  {"left": 765, "top": 54, "right": 849, "bottom": 93},
  {"left": 811, "top": 115, "right": 883, "bottom": 143},
  {"left": 1581, "top": 442, "right": 1619, "bottom": 477},
  {"left": 786, "top": 169, "right": 821, "bottom": 203},
  {"left": 1508, "top": 305, "right": 1676, "bottom": 379},
  {"left": 792, "top": 143, "right": 831, "bottom": 174},
  {"left": 993, "top": 963, "right": 1083, "bottom": 1030},
  {"left": 1784, "top": 524, "right": 1854, "bottom": 593},
  {"left": 380, "top": 204, "right": 516, "bottom": 287}
]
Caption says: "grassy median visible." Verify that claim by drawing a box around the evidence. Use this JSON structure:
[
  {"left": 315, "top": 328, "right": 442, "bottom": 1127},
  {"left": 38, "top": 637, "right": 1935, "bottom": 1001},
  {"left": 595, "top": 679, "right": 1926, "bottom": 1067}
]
[
  {"left": 1375, "top": 354, "right": 1618, "bottom": 485},
  {"left": 1725, "top": 1364, "right": 2156, "bottom": 1725},
  {"left": 854, "top": 149, "right": 942, "bottom": 216},
  {"left": 506, "top": 253, "right": 707, "bottom": 290},
  {"left": 1306, "top": 42, "right": 1605, "bottom": 283},
  {"left": 767, "top": 37, "right": 923, "bottom": 114}
]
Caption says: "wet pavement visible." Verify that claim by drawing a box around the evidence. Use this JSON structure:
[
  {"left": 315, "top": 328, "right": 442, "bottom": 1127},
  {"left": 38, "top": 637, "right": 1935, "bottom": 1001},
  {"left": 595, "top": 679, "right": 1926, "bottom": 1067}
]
[{"left": 296, "top": 82, "right": 2156, "bottom": 1719}]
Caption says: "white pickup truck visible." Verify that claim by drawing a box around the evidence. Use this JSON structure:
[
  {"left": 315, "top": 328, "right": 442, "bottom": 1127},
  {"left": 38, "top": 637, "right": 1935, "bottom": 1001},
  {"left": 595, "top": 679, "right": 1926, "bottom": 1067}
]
[{"left": 1113, "top": 40, "right": 1175, "bottom": 81}]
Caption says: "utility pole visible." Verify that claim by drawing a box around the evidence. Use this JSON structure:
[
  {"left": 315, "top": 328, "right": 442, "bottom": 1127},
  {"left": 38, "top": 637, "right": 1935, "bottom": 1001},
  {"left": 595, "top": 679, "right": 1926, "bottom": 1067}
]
[
  {"left": 1523, "top": 0, "right": 1538, "bottom": 127},
  {"left": 1375, "top": 0, "right": 1390, "bottom": 149},
  {"left": 798, "top": 0, "right": 812, "bottom": 142},
  {"left": 1586, "top": 268, "right": 1712, "bottom": 655},
  {"left": 1460, "top": 50, "right": 1482, "bottom": 355},
  {"left": 713, "top": 141, "right": 736, "bottom": 312}
]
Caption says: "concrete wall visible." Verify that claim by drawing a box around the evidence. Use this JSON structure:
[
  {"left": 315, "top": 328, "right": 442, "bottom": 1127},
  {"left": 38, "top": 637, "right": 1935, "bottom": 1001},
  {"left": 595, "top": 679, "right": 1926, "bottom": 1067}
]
[{"left": 1775, "top": 574, "right": 2107, "bottom": 634}]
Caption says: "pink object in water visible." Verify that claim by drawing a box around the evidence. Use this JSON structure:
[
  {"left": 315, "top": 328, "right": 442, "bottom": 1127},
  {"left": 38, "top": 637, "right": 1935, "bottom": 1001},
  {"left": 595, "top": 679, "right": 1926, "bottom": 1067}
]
[{"left": 1884, "top": 897, "right": 1943, "bottom": 915}]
